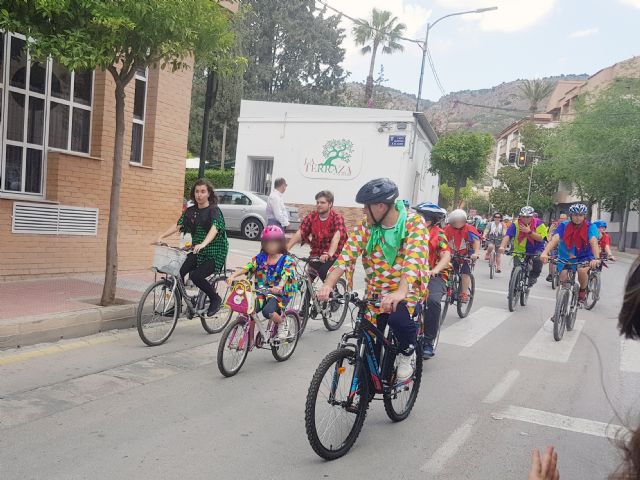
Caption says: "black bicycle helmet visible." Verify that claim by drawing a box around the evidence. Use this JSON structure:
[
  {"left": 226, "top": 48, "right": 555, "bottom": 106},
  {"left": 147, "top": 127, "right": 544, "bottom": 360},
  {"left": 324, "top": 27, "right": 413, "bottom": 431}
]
[{"left": 355, "top": 178, "right": 399, "bottom": 205}]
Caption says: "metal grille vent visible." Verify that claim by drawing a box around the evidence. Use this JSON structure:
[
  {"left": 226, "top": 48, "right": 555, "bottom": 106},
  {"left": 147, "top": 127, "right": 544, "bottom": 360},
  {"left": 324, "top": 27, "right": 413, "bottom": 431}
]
[{"left": 12, "top": 202, "right": 98, "bottom": 235}]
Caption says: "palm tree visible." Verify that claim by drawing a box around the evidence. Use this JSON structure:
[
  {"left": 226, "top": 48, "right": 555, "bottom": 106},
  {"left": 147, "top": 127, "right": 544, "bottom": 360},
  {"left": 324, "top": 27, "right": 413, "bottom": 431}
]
[
  {"left": 519, "top": 79, "right": 555, "bottom": 114},
  {"left": 353, "top": 9, "right": 406, "bottom": 106}
]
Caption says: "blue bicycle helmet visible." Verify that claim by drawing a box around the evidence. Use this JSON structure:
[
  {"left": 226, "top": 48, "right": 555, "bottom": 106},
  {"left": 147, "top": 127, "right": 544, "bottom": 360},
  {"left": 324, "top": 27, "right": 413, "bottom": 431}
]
[
  {"left": 569, "top": 203, "right": 588, "bottom": 215},
  {"left": 414, "top": 202, "right": 446, "bottom": 224},
  {"left": 355, "top": 178, "right": 399, "bottom": 205},
  {"left": 593, "top": 219, "right": 607, "bottom": 229}
]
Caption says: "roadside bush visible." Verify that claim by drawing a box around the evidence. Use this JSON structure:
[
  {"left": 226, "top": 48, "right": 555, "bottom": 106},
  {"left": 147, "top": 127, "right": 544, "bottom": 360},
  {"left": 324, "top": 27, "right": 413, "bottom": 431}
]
[{"left": 184, "top": 169, "right": 234, "bottom": 198}]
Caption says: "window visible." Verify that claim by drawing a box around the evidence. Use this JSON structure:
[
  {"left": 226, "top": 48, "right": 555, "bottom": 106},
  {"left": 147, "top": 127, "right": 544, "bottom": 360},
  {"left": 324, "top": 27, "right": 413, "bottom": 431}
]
[
  {"left": 130, "top": 68, "right": 147, "bottom": 164},
  {"left": 47, "top": 60, "right": 93, "bottom": 154},
  {"left": 217, "top": 191, "right": 251, "bottom": 206}
]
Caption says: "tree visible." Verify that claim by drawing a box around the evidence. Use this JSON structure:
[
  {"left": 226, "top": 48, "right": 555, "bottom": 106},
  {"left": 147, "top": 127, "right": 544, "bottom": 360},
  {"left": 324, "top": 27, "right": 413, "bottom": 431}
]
[
  {"left": 2, "top": 0, "right": 235, "bottom": 305},
  {"left": 430, "top": 132, "right": 494, "bottom": 208},
  {"left": 353, "top": 8, "right": 406, "bottom": 106},
  {"left": 519, "top": 79, "right": 555, "bottom": 114}
]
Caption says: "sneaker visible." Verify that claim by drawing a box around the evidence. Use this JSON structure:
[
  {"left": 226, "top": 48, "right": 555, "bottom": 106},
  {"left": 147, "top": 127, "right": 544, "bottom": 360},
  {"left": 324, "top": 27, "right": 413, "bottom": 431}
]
[
  {"left": 207, "top": 294, "right": 222, "bottom": 317},
  {"left": 459, "top": 292, "right": 470, "bottom": 303},
  {"left": 396, "top": 352, "right": 416, "bottom": 382},
  {"left": 422, "top": 343, "right": 435, "bottom": 359},
  {"left": 578, "top": 289, "right": 587, "bottom": 304},
  {"left": 277, "top": 321, "right": 290, "bottom": 340},
  {"left": 546, "top": 274, "right": 553, "bottom": 282}
]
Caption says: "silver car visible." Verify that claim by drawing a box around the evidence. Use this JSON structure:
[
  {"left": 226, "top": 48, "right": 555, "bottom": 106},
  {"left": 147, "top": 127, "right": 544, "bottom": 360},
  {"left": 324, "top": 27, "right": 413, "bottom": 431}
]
[{"left": 215, "top": 189, "right": 301, "bottom": 240}]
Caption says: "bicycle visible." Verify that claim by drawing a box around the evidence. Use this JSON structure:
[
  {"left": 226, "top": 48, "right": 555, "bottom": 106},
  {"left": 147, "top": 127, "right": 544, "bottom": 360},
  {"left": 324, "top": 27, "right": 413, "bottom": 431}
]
[
  {"left": 486, "top": 238, "right": 501, "bottom": 280},
  {"left": 136, "top": 244, "right": 232, "bottom": 346},
  {"left": 217, "top": 287, "right": 301, "bottom": 377},
  {"left": 441, "top": 254, "right": 476, "bottom": 319},
  {"left": 550, "top": 259, "right": 591, "bottom": 341},
  {"left": 584, "top": 256, "right": 610, "bottom": 311},
  {"left": 288, "top": 254, "right": 349, "bottom": 335},
  {"left": 506, "top": 253, "right": 539, "bottom": 312},
  {"left": 304, "top": 293, "right": 423, "bottom": 460}
]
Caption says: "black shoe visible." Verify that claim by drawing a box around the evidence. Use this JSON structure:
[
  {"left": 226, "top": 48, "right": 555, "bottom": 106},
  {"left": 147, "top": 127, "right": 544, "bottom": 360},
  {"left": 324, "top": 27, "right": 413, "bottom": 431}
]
[
  {"left": 207, "top": 294, "right": 222, "bottom": 316},
  {"left": 545, "top": 274, "right": 552, "bottom": 282}
]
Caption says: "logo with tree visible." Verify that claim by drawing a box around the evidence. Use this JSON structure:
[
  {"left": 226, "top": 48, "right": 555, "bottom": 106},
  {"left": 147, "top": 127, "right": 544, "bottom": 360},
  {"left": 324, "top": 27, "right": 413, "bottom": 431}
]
[{"left": 321, "top": 139, "right": 354, "bottom": 167}]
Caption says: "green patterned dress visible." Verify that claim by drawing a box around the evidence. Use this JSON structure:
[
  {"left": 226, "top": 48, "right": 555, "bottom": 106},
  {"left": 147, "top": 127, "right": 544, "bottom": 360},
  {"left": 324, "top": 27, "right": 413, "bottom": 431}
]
[{"left": 178, "top": 204, "right": 229, "bottom": 270}]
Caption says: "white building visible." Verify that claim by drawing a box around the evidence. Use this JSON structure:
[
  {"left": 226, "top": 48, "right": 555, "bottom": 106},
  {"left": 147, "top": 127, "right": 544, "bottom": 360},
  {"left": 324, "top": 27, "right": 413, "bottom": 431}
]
[{"left": 233, "top": 100, "right": 439, "bottom": 223}]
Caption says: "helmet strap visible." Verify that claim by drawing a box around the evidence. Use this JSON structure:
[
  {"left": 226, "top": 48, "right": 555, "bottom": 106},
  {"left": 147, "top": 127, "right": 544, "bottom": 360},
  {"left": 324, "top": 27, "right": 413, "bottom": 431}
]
[{"left": 368, "top": 203, "right": 393, "bottom": 226}]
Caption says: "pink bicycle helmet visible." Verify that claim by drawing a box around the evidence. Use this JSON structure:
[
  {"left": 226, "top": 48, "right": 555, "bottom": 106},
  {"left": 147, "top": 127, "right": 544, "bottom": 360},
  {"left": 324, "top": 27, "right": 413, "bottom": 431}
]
[{"left": 261, "top": 225, "right": 285, "bottom": 241}]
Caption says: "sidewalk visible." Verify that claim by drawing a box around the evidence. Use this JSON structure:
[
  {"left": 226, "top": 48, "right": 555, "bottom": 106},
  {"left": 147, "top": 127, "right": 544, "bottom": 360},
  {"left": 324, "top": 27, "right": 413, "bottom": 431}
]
[{"left": 0, "top": 251, "right": 246, "bottom": 350}]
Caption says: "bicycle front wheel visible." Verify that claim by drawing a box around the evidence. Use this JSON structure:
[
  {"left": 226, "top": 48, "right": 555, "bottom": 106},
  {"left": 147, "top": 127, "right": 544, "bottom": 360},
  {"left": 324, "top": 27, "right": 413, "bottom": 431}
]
[
  {"left": 305, "top": 348, "right": 369, "bottom": 460},
  {"left": 200, "top": 277, "right": 232, "bottom": 334},
  {"left": 553, "top": 288, "right": 569, "bottom": 341},
  {"left": 566, "top": 284, "right": 579, "bottom": 331},
  {"left": 323, "top": 279, "right": 349, "bottom": 331},
  {"left": 137, "top": 279, "right": 180, "bottom": 346},
  {"left": 584, "top": 273, "right": 599, "bottom": 311},
  {"left": 217, "top": 314, "right": 250, "bottom": 377},
  {"left": 383, "top": 351, "right": 423, "bottom": 422},
  {"left": 508, "top": 267, "right": 521, "bottom": 312},
  {"left": 456, "top": 274, "right": 475, "bottom": 318},
  {"left": 271, "top": 311, "right": 300, "bottom": 362},
  {"left": 489, "top": 252, "right": 495, "bottom": 279}
]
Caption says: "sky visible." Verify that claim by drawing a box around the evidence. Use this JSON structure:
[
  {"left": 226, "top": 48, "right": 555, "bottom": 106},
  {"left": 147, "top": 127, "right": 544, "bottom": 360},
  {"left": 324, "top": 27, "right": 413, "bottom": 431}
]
[{"left": 321, "top": 0, "right": 640, "bottom": 101}]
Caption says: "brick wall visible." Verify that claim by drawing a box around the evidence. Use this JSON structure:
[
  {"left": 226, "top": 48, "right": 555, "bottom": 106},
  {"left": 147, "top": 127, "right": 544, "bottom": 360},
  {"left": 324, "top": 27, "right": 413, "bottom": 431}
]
[
  {"left": 0, "top": 65, "right": 193, "bottom": 280},
  {"left": 290, "top": 203, "right": 366, "bottom": 230}
]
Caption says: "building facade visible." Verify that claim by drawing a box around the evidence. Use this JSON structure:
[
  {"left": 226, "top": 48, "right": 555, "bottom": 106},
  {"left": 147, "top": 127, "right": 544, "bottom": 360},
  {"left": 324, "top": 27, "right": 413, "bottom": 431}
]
[
  {"left": 0, "top": 32, "right": 193, "bottom": 279},
  {"left": 233, "top": 100, "right": 440, "bottom": 226}
]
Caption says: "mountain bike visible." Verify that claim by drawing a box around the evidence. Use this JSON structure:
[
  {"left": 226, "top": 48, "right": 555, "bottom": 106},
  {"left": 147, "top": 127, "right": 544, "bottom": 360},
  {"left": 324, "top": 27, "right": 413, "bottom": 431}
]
[
  {"left": 488, "top": 248, "right": 497, "bottom": 279},
  {"left": 288, "top": 254, "right": 349, "bottom": 335},
  {"left": 584, "top": 256, "right": 610, "bottom": 310},
  {"left": 507, "top": 253, "right": 539, "bottom": 312},
  {"left": 136, "top": 244, "right": 232, "bottom": 346},
  {"left": 217, "top": 287, "right": 301, "bottom": 377},
  {"left": 550, "top": 259, "right": 590, "bottom": 341},
  {"left": 441, "top": 254, "right": 476, "bottom": 319}
]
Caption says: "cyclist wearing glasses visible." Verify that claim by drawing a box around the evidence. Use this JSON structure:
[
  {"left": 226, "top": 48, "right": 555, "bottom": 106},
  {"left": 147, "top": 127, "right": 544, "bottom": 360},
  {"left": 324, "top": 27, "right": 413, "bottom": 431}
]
[
  {"left": 444, "top": 209, "right": 481, "bottom": 303},
  {"left": 414, "top": 202, "right": 451, "bottom": 359},
  {"left": 318, "top": 178, "right": 429, "bottom": 381},
  {"left": 499, "top": 206, "right": 548, "bottom": 288},
  {"left": 541, "top": 203, "right": 601, "bottom": 304},
  {"left": 594, "top": 220, "right": 616, "bottom": 261},
  {"left": 484, "top": 212, "right": 506, "bottom": 273},
  {"left": 287, "top": 190, "right": 348, "bottom": 281}
]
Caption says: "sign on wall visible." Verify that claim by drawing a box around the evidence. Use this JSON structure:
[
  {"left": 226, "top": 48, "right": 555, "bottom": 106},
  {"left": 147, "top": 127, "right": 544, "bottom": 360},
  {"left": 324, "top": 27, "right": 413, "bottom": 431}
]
[
  {"left": 301, "top": 138, "right": 362, "bottom": 180},
  {"left": 388, "top": 135, "right": 406, "bottom": 147}
]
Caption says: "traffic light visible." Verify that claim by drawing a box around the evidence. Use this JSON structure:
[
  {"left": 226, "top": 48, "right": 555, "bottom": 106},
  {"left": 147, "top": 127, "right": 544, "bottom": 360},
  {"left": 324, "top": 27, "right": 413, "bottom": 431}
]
[
  {"left": 517, "top": 150, "right": 527, "bottom": 167},
  {"left": 508, "top": 151, "right": 517, "bottom": 164}
]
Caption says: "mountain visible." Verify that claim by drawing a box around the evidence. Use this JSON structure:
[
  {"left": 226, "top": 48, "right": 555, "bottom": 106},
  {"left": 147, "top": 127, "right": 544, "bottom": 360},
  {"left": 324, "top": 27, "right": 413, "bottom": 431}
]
[{"left": 341, "top": 74, "right": 589, "bottom": 136}]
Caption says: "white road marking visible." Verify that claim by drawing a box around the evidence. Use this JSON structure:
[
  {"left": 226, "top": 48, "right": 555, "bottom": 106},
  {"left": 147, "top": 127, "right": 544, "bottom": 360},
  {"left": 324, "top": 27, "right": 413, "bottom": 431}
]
[
  {"left": 492, "top": 405, "right": 627, "bottom": 439},
  {"left": 440, "top": 306, "right": 512, "bottom": 347},
  {"left": 519, "top": 318, "right": 586, "bottom": 363},
  {"left": 621, "top": 338, "right": 640, "bottom": 373},
  {"left": 421, "top": 414, "right": 479, "bottom": 474},
  {"left": 475, "top": 287, "right": 555, "bottom": 302},
  {"left": 483, "top": 370, "right": 521, "bottom": 404}
]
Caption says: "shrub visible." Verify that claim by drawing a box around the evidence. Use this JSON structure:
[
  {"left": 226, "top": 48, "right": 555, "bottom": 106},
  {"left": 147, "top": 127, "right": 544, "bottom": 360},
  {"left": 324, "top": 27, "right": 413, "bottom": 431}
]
[{"left": 184, "top": 169, "right": 234, "bottom": 198}]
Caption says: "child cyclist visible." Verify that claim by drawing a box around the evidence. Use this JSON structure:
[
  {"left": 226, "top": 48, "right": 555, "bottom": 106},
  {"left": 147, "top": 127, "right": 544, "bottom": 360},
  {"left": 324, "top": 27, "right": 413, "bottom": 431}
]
[
  {"left": 594, "top": 220, "right": 616, "bottom": 261},
  {"left": 226, "top": 225, "right": 297, "bottom": 339}
]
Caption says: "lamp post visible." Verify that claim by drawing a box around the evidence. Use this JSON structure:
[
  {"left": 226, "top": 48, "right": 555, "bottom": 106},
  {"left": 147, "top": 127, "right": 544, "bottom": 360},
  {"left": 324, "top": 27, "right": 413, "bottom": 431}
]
[{"left": 414, "top": 6, "right": 497, "bottom": 111}]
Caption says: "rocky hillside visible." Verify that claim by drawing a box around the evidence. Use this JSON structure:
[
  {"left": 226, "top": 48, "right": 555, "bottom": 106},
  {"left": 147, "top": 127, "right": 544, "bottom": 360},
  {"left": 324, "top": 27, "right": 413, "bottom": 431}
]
[{"left": 342, "top": 74, "right": 588, "bottom": 136}]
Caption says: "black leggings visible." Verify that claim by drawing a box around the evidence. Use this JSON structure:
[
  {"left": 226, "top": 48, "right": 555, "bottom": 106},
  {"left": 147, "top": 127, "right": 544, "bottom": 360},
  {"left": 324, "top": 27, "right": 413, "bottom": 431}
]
[{"left": 180, "top": 254, "right": 219, "bottom": 303}]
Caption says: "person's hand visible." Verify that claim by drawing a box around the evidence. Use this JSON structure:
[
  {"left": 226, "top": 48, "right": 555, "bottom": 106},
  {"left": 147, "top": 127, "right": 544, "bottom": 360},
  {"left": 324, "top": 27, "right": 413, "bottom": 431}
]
[
  {"left": 609, "top": 255, "right": 616, "bottom": 262},
  {"left": 226, "top": 277, "right": 235, "bottom": 286},
  {"left": 381, "top": 291, "right": 406, "bottom": 313},
  {"left": 589, "top": 259, "right": 600, "bottom": 270},
  {"left": 470, "top": 253, "right": 479, "bottom": 261},
  {"left": 425, "top": 270, "right": 434, "bottom": 279},
  {"left": 498, "top": 246, "right": 505, "bottom": 254},
  {"left": 521, "top": 225, "right": 531, "bottom": 234},
  {"left": 317, "top": 285, "right": 334, "bottom": 301},
  {"left": 271, "top": 285, "right": 283, "bottom": 295},
  {"left": 193, "top": 243, "right": 204, "bottom": 254},
  {"left": 528, "top": 446, "right": 559, "bottom": 480},
  {"left": 155, "top": 237, "right": 163, "bottom": 245},
  {"left": 540, "top": 253, "right": 549, "bottom": 264},
  {"left": 320, "top": 253, "right": 330, "bottom": 263}
]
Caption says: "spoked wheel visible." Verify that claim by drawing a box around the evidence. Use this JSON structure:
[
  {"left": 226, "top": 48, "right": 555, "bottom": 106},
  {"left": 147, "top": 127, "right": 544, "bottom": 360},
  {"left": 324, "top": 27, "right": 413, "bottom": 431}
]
[
  {"left": 507, "top": 267, "right": 521, "bottom": 312},
  {"left": 271, "top": 311, "right": 301, "bottom": 361},
  {"left": 566, "top": 285, "right": 579, "bottom": 331},
  {"left": 292, "top": 280, "right": 310, "bottom": 337},
  {"left": 553, "top": 289, "right": 569, "bottom": 341},
  {"left": 323, "top": 279, "right": 349, "bottom": 331},
  {"left": 137, "top": 279, "right": 180, "bottom": 346},
  {"left": 551, "top": 272, "right": 558, "bottom": 290},
  {"left": 217, "top": 314, "right": 251, "bottom": 377},
  {"left": 456, "top": 274, "right": 475, "bottom": 318},
  {"left": 520, "top": 274, "right": 530, "bottom": 307},
  {"left": 584, "top": 273, "right": 599, "bottom": 311},
  {"left": 305, "top": 349, "right": 369, "bottom": 460},
  {"left": 432, "top": 295, "right": 449, "bottom": 351},
  {"left": 383, "top": 351, "right": 423, "bottom": 421},
  {"left": 200, "top": 277, "right": 232, "bottom": 334}
]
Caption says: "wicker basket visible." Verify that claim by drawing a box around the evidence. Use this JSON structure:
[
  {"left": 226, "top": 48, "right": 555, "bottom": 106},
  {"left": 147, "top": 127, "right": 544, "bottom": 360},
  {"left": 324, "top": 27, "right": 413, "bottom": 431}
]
[{"left": 153, "top": 246, "right": 187, "bottom": 276}]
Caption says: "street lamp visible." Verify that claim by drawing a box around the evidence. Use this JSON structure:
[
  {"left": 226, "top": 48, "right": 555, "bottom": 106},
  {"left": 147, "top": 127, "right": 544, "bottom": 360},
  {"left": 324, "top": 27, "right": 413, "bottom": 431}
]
[{"left": 414, "top": 6, "right": 498, "bottom": 111}]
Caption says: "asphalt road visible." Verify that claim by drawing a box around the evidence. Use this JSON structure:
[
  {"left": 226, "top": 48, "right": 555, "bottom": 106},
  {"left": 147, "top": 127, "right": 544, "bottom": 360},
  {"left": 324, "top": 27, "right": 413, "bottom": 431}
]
[{"left": 1, "top": 239, "right": 638, "bottom": 480}]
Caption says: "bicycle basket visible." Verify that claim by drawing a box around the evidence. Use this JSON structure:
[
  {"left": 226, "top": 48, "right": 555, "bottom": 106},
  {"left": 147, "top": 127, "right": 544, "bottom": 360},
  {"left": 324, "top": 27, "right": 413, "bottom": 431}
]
[
  {"left": 225, "top": 279, "right": 256, "bottom": 314},
  {"left": 152, "top": 246, "right": 187, "bottom": 277}
]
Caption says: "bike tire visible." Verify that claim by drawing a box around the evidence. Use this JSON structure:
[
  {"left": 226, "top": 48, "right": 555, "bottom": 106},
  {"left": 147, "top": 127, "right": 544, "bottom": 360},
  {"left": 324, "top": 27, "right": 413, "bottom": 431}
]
[
  {"left": 456, "top": 274, "right": 475, "bottom": 318},
  {"left": 137, "top": 279, "right": 180, "bottom": 346},
  {"left": 383, "top": 350, "right": 423, "bottom": 422},
  {"left": 323, "top": 279, "right": 349, "bottom": 331},
  {"left": 553, "top": 288, "right": 569, "bottom": 341},
  {"left": 520, "top": 272, "right": 530, "bottom": 307},
  {"left": 200, "top": 277, "right": 232, "bottom": 334},
  {"left": 217, "top": 315, "right": 250, "bottom": 377},
  {"left": 566, "top": 284, "right": 579, "bottom": 331},
  {"left": 508, "top": 267, "right": 521, "bottom": 312},
  {"left": 271, "top": 311, "right": 301, "bottom": 362},
  {"left": 489, "top": 251, "right": 495, "bottom": 280},
  {"left": 297, "top": 281, "right": 311, "bottom": 337},
  {"left": 551, "top": 272, "right": 557, "bottom": 290},
  {"left": 584, "top": 273, "right": 599, "bottom": 311},
  {"left": 305, "top": 348, "right": 369, "bottom": 460}
]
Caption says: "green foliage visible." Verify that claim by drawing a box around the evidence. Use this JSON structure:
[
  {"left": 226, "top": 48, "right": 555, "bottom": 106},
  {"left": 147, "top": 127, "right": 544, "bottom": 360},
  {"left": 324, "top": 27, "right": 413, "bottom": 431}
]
[
  {"left": 518, "top": 79, "right": 555, "bottom": 113},
  {"left": 184, "top": 169, "right": 234, "bottom": 198},
  {"left": 465, "top": 193, "right": 491, "bottom": 216},
  {"left": 439, "top": 180, "right": 474, "bottom": 210}
]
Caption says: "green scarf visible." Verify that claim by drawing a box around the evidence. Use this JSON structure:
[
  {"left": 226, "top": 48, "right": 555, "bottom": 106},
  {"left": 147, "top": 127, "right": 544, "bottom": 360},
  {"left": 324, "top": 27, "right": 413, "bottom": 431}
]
[{"left": 365, "top": 199, "right": 407, "bottom": 264}]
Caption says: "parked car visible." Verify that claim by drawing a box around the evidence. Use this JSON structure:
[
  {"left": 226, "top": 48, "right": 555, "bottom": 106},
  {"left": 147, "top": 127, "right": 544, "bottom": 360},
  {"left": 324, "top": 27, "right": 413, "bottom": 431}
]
[{"left": 214, "top": 189, "right": 301, "bottom": 240}]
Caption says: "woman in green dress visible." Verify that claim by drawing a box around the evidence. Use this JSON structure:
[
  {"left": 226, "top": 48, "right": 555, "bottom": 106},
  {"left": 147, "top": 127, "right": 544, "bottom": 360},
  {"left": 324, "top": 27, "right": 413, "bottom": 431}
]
[{"left": 157, "top": 179, "right": 229, "bottom": 316}]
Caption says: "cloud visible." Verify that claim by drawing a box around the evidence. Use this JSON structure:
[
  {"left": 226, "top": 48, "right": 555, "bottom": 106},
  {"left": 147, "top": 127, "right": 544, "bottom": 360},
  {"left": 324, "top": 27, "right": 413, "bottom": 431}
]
[
  {"left": 568, "top": 27, "right": 599, "bottom": 38},
  {"left": 619, "top": 0, "right": 640, "bottom": 8},
  {"left": 436, "top": 0, "right": 557, "bottom": 32}
]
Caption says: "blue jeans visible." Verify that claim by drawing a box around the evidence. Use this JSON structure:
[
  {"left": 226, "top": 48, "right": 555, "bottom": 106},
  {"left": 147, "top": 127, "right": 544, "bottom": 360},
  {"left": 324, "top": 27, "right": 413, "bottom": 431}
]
[{"left": 267, "top": 219, "right": 283, "bottom": 229}]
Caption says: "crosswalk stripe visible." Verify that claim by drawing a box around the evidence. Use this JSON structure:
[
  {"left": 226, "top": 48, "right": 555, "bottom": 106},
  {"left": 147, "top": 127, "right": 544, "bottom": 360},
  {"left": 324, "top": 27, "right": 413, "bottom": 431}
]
[
  {"left": 621, "top": 338, "right": 640, "bottom": 373},
  {"left": 519, "top": 318, "right": 585, "bottom": 362},
  {"left": 440, "top": 306, "right": 512, "bottom": 347}
]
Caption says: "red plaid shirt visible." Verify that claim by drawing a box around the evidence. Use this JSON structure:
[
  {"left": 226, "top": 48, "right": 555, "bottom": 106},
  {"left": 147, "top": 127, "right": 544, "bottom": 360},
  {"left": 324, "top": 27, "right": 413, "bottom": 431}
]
[{"left": 299, "top": 209, "right": 348, "bottom": 259}]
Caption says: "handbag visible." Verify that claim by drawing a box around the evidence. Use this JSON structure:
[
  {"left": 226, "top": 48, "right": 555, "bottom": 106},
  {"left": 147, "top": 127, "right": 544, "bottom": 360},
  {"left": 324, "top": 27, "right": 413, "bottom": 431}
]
[{"left": 225, "top": 279, "right": 256, "bottom": 314}]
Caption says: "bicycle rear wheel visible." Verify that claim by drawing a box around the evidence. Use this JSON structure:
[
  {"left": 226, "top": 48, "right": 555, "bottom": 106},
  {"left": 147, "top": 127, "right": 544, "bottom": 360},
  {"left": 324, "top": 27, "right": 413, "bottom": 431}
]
[
  {"left": 383, "top": 350, "right": 423, "bottom": 422},
  {"left": 489, "top": 252, "right": 495, "bottom": 279},
  {"left": 217, "top": 314, "right": 250, "bottom": 377},
  {"left": 520, "top": 271, "right": 530, "bottom": 307},
  {"left": 271, "top": 311, "right": 300, "bottom": 361},
  {"left": 305, "top": 348, "right": 369, "bottom": 460},
  {"left": 456, "top": 274, "right": 475, "bottom": 318},
  {"left": 507, "top": 267, "right": 521, "bottom": 312},
  {"left": 323, "top": 279, "right": 349, "bottom": 331},
  {"left": 566, "top": 284, "right": 579, "bottom": 331},
  {"left": 584, "top": 273, "right": 599, "bottom": 311},
  {"left": 553, "top": 289, "right": 569, "bottom": 341},
  {"left": 200, "top": 277, "right": 232, "bottom": 334},
  {"left": 137, "top": 279, "right": 180, "bottom": 346},
  {"left": 296, "top": 281, "right": 311, "bottom": 337}
]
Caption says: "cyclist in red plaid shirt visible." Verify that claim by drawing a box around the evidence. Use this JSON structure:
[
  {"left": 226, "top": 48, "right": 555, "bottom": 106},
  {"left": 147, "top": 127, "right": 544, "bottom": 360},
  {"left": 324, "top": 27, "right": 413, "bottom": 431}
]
[{"left": 287, "top": 190, "right": 348, "bottom": 280}]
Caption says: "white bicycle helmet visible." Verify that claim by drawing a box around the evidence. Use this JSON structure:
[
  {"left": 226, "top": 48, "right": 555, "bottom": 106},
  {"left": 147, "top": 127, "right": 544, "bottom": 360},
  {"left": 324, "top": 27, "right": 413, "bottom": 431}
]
[{"left": 519, "top": 206, "right": 535, "bottom": 217}]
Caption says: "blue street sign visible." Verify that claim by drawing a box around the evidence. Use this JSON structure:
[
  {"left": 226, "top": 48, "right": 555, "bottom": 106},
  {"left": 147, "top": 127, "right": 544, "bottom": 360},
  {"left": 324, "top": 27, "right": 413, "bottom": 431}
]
[{"left": 388, "top": 135, "right": 406, "bottom": 147}]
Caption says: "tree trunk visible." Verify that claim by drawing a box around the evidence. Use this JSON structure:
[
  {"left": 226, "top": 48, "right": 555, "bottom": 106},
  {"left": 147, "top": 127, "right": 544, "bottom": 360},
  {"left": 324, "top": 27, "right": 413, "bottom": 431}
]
[
  {"left": 453, "top": 178, "right": 463, "bottom": 209},
  {"left": 619, "top": 199, "right": 631, "bottom": 253},
  {"left": 100, "top": 82, "right": 127, "bottom": 306},
  {"left": 364, "top": 44, "right": 378, "bottom": 105},
  {"left": 199, "top": 71, "right": 218, "bottom": 178}
]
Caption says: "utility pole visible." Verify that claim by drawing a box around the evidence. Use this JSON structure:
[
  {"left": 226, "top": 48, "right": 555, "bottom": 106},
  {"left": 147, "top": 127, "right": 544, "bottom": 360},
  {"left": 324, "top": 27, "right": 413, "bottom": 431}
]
[
  {"left": 220, "top": 121, "right": 228, "bottom": 171},
  {"left": 198, "top": 71, "right": 219, "bottom": 178}
]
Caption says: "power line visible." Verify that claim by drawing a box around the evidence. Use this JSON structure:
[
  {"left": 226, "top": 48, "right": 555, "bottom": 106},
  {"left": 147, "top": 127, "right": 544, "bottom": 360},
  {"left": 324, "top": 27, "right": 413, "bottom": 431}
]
[{"left": 426, "top": 46, "right": 447, "bottom": 97}]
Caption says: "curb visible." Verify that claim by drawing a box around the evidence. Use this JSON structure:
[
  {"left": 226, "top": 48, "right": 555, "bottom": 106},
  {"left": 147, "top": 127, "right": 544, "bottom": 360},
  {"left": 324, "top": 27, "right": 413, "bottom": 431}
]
[{"left": 0, "top": 304, "right": 137, "bottom": 350}]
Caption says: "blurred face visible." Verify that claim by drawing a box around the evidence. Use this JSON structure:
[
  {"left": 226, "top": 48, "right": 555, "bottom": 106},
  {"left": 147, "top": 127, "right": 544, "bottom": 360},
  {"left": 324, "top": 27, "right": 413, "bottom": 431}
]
[
  {"left": 559, "top": 214, "right": 568, "bottom": 222},
  {"left": 493, "top": 215, "right": 502, "bottom": 223},
  {"left": 316, "top": 197, "right": 332, "bottom": 215},
  {"left": 279, "top": 181, "right": 288, "bottom": 193},
  {"left": 450, "top": 217, "right": 466, "bottom": 229},
  {"left": 363, "top": 203, "right": 390, "bottom": 224},
  {"left": 571, "top": 213, "right": 586, "bottom": 225},
  {"left": 598, "top": 226, "right": 606, "bottom": 234},
  {"left": 263, "top": 240, "right": 281, "bottom": 255},
  {"left": 520, "top": 216, "right": 533, "bottom": 226},
  {"left": 194, "top": 185, "right": 209, "bottom": 205}
]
